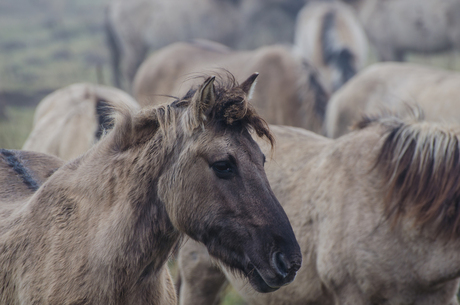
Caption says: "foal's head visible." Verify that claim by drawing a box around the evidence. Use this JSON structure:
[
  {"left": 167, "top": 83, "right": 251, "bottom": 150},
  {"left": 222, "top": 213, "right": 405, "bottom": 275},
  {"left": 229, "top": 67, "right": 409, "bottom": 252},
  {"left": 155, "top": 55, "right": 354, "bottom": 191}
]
[{"left": 110, "top": 73, "right": 301, "bottom": 292}]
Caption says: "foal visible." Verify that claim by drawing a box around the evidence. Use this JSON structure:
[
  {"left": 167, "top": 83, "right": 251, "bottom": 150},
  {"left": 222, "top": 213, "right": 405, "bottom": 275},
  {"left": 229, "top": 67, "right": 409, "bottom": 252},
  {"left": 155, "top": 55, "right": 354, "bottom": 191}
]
[{"left": 0, "top": 74, "right": 301, "bottom": 304}]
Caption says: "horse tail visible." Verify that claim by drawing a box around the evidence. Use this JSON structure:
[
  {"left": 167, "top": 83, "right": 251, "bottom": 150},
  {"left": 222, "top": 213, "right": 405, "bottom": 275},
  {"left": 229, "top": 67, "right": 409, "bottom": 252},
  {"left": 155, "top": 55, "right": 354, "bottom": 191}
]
[
  {"left": 321, "top": 10, "right": 356, "bottom": 90},
  {"left": 105, "top": 7, "right": 122, "bottom": 88}
]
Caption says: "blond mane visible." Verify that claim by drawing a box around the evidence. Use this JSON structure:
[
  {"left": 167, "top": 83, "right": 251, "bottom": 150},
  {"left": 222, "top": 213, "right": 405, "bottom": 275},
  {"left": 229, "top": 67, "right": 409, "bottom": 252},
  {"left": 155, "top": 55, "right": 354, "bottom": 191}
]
[{"left": 357, "top": 110, "right": 460, "bottom": 238}]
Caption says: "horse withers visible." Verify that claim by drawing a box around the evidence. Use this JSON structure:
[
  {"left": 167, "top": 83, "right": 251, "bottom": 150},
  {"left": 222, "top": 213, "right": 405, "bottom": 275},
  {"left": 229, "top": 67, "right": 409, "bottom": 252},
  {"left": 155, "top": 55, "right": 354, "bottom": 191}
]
[
  {"left": 0, "top": 74, "right": 301, "bottom": 304},
  {"left": 177, "top": 112, "right": 460, "bottom": 305}
]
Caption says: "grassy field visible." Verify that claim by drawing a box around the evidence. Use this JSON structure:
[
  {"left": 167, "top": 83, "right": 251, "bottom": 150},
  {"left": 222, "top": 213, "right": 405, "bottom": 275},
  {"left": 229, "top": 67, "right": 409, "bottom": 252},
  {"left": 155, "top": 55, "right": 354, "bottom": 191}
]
[
  {"left": 0, "top": 0, "right": 110, "bottom": 97},
  {"left": 0, "top": 106, "right": 35, "bottom": 149}
]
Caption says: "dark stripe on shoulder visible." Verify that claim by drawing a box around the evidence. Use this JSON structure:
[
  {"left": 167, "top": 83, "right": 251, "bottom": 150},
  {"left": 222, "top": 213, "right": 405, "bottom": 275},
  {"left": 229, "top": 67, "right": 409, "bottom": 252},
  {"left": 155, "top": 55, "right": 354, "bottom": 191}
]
[
  {"left": 95, "top": 99, "right": 114, "bottom": 140},
  {"left": 0, "top": 149, "right": 40, "bottom": 191}
]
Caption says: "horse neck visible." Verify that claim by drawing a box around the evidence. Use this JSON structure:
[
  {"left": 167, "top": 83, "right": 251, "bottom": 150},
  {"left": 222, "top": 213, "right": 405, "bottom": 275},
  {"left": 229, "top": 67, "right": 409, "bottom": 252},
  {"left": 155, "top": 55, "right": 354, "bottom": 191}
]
[{"left": 28, "top": 137, "right": 181, "bottom": 281}]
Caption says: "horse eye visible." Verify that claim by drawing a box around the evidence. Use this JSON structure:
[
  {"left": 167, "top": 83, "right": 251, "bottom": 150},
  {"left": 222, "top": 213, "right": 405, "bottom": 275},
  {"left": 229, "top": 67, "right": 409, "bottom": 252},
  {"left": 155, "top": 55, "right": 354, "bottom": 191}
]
[
  {"left": 211, "top": 161, "right": 234, "bottom": 178},
  {"left": 263, "top": 154, "right": 266, "bottom": 165}
]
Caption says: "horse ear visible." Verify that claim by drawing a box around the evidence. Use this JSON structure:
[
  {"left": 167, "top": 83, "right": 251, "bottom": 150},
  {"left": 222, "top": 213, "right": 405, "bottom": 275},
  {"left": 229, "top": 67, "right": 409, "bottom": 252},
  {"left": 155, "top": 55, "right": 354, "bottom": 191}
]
[
  {"left": 191, "top": 76, "right": 216, "bottom": 120},
  {"left": 239, "top": 72, "right": 259, "bottom": 100}
]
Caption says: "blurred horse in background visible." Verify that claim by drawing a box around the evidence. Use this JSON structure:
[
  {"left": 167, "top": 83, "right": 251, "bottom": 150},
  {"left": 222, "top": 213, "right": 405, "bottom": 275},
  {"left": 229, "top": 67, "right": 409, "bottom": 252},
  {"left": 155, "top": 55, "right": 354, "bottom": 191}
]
[
  {"left": 177, "top": 113, "right": 460, "bottom": 305},
  {"left": 342, "top": 0, "right": 460, "bottom": 61},
  {"left": 294, "top": 1, "right": 368, "bottom": 94},
  {"left": 325, "top": 62, "right": 460, "bottom": 138},
  {"left": 105, "top": 0, "right": 306, "bottom": 89},
  {"left": 22, "top": 83, "right": 140, "bottom": 160},
  {"left": 133, "top": 40, "right": 328, "bottom": 134}
]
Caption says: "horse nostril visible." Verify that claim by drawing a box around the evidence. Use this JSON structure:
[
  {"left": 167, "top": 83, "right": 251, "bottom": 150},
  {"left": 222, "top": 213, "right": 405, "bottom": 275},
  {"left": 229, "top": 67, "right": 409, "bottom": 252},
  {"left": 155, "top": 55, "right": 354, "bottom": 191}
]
[{"left": 272, "top": 251, "right": 289, "bottom": 278}]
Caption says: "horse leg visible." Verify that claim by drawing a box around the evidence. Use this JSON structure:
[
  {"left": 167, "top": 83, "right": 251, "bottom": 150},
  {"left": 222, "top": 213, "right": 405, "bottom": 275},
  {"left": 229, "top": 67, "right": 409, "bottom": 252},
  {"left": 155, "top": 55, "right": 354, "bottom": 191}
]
[{"left": 178, "top": 239, "right": 227, "bottom": 305}]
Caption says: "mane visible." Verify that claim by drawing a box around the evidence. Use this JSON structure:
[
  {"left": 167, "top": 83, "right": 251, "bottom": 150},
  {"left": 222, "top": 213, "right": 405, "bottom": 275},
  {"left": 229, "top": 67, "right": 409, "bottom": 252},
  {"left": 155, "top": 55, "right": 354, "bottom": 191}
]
[
  {"left": 357, "top": 110, "right": 460, "bottom": 239},
  {"left": 105, "top": 72, "right": 274, "bottom": 151}
]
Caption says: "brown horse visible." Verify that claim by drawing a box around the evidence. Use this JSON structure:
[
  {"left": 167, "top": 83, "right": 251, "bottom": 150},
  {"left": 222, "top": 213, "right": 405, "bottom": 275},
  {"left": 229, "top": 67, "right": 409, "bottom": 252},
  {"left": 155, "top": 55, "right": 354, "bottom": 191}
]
[
  {"left": 133, "top": 41, "right": 328, "bottom": 134},
  {"left": 177, "top": 114, "right": 460, "bottom": 305},
  {"left": 0, "top": 74, "right": 302, "bottom": 304},
  {"left": 325, "top": 62, "right": 460, "bottom": 138},
  {"left": 294, "top": 1, "right": 368, "bottom": 94},
  {"left": 22, "top": 83, "right": 140, "bottom": 160}
]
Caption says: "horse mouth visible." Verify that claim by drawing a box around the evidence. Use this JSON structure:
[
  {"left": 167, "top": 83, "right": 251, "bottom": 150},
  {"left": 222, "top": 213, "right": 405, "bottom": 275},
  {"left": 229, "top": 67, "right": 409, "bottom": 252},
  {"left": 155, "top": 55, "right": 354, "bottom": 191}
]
[{"left": 247, "top": 264, "right": 280, "bottom": 293}]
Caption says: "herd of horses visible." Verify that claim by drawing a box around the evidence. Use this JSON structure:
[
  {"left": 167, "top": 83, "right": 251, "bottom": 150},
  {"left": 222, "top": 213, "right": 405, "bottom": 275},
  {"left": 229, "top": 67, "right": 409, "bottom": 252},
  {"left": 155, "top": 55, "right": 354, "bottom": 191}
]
[{"left": 3, "top": 0, "right": 460, "bottom": 304}]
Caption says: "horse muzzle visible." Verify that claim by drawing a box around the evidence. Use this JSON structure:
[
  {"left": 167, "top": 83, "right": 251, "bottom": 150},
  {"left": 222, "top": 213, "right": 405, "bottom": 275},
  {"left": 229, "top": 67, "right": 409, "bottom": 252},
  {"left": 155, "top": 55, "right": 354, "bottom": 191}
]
[{"left": 247, "top": 250, "right": 301, "bottom": 293}]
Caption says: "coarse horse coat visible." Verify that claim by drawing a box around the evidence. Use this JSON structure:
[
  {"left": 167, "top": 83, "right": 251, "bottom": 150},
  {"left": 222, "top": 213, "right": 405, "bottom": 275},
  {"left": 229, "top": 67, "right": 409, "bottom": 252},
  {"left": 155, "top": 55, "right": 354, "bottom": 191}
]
[{"left": 177, "top": 116, "right": 460, "bottom": 305}]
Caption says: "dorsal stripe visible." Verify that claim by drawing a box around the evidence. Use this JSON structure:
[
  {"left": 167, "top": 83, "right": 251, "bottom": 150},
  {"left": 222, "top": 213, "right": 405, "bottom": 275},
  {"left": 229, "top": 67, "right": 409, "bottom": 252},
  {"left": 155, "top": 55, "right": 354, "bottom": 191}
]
[{"left": 1, "top": 149, "right": 40, "bottom": 191}]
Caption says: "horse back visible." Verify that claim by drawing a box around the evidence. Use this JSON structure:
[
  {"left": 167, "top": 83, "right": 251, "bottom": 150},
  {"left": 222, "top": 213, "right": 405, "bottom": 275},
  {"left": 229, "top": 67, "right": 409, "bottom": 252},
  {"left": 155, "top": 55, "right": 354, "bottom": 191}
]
[
  {"left": 0, "top": 149, "right": 64, "bottom": 206},
  {"left": 132, "top": 41, "right": 233, "bottom": 107}
]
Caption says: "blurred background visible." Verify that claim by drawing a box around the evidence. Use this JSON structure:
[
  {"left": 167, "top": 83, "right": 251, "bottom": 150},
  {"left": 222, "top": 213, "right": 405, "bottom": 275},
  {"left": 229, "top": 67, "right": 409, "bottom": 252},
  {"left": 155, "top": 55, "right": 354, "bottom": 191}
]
[
  {"left": 1, "top": 0, "right": 459, "bottom": 150},
  {"left": 0, "top": 0, "right": 109, "bottom": 148}
]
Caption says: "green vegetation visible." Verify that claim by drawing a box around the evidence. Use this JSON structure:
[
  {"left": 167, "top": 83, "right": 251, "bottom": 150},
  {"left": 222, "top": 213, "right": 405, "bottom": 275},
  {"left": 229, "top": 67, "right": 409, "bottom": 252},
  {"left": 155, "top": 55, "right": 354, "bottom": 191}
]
[
  {"left": 0, "top": 106, "right": 35, "bottom": 149},
  {"left": 0, "top": 0, "right": 110, "bottom": 96},
  {"left": 221, "top": 286, "right": 247, "bottom": 305}
]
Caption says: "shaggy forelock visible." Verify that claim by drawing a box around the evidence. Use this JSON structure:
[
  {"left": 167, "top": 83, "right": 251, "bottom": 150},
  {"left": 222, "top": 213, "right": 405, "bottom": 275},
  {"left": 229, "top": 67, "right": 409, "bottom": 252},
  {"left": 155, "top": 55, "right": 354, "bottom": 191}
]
[
  {"left": 105, "top": 72, "right": 274, "bottom": 152},
  {"left": 173, "top": 73, "right": 275, "bottom": 147}
]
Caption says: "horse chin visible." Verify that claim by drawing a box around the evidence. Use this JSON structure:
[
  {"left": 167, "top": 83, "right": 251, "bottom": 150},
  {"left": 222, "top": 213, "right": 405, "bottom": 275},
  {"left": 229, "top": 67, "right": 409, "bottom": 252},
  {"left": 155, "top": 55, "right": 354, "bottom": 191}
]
[
  {"left": 246, "top": 264, "right": 280, "bottom": 293},
  {"left": 207, "top": 247, "right": 280, "bottom": 293}
]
